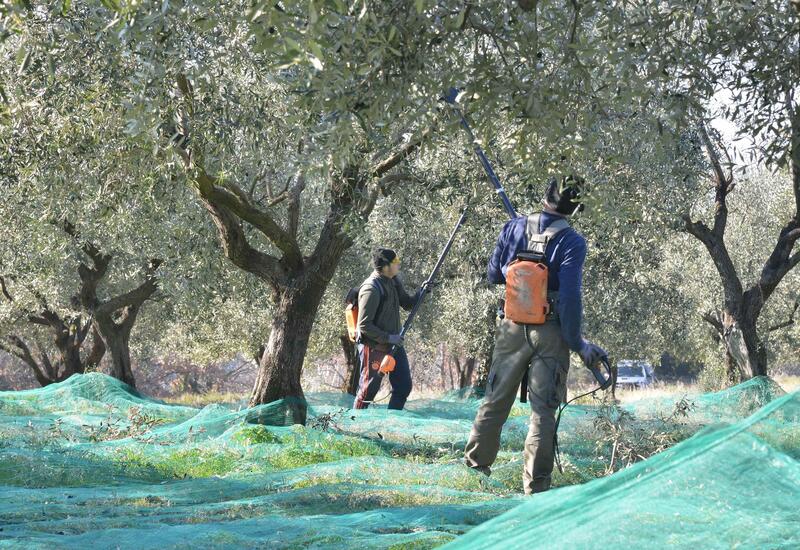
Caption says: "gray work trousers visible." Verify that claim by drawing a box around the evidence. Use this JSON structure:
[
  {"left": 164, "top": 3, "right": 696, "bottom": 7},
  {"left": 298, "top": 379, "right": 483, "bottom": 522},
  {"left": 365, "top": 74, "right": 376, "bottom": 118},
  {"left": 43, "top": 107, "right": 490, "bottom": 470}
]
[{"left": 465, "top": 317, "right": 570, "bottom": 494}]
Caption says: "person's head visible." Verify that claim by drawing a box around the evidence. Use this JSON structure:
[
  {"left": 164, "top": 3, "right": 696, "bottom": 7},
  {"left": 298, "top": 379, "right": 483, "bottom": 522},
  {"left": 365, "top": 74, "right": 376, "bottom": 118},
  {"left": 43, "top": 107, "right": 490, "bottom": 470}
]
[
  {"left": 542, "top": 174, "right": 586, "bottom": 216},
  {"left": 373, "top": 248, "right": 401, "bottom": 278}
]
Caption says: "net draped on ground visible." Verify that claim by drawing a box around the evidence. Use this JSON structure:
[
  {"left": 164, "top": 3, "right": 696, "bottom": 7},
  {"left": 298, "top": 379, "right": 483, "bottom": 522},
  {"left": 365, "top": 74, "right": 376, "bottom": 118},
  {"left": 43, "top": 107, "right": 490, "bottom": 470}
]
[{"left": 0, "top": 373, "right": 796, "bottom": 549}]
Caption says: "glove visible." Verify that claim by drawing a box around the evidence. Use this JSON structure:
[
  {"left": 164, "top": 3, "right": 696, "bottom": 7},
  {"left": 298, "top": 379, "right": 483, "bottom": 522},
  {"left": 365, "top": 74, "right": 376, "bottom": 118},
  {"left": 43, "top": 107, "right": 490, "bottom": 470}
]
[
  {"left": 578, "top": 340, "right": 607, "bottom": 368},
  {"left": 415, "top": 282, "right": 437, "bottom": 300},
  {"left": 387, "top": 333, "right": 404, "bottom": 346}
]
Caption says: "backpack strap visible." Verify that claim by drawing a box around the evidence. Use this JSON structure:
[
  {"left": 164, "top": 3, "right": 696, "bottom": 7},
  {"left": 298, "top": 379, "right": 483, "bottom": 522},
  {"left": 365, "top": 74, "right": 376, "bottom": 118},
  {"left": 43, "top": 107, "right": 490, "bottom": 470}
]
[
  {"left": 371, "top": 278, "right": 385, "bottom": 318},
  {"left": 525, "top": 213, "right": 570, "bottom": 257}
]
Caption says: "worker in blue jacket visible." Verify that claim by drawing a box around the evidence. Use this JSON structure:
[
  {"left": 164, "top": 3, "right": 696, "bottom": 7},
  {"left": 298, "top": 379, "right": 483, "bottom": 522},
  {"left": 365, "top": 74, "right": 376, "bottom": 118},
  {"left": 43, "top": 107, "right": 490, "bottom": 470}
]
[{"left": 465, "top": 175, "right": 607, "bottom": 494}]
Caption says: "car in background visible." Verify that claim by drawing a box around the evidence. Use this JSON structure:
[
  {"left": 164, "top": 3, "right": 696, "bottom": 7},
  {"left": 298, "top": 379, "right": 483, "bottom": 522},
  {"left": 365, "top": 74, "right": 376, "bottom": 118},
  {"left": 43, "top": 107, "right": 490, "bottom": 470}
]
[{"left": 616, "top": 360, "right": 656, "bottom": 389}]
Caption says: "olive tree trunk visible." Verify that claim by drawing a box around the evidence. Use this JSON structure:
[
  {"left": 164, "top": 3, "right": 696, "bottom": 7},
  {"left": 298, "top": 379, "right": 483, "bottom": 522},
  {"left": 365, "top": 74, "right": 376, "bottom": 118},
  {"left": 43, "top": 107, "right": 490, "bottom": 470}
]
[
  {"left": 174, "top": 79, "right": 427, "bottom": 423},
  {"left": 688, "top": 122, "right": 800, "bottom": 381},
  {"left": 0, "top": 275, "right": 103, "bottom": 386},
  {"left": 249, "top": 230, "right": 349, "bottom": 423},
  {"left": 340, "top": 334, "right": 360, "bottom": 396},
  {"left": 175, "top": 72, "right": 427, "bottom": 423}
]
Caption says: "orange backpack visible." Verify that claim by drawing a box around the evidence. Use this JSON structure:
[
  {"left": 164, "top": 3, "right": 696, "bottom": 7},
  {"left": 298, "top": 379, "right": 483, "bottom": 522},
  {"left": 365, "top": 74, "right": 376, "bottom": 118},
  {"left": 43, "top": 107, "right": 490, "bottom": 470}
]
[
  {"left": 504, "top": 214, "right": 569, "bottom": 324},
  {"left": 344, "top": 280, "right": 385, "bottom": 343}
]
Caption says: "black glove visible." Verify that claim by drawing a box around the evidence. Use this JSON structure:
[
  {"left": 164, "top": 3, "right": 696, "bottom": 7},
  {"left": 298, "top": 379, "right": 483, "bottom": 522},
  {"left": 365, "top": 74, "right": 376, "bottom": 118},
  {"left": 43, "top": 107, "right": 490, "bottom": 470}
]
[
  {"left": 416, "top": 281, "right": 438, "bottom": 299},
  {"left": 579, "top": 340, "right": 607, "bottom": 368},
  {"left": 387, "top": 333, "right": 404, "bottom": 346}
]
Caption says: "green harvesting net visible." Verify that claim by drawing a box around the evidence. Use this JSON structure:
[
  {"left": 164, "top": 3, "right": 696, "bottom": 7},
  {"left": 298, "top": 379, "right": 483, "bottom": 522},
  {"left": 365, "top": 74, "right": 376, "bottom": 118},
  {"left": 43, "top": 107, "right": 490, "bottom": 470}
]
[
  {"left": 445, "top": 384, "right": 800, "bottom": 549},
  {"left": 0, "top": 373, "right": 796, "bottom": 548}
]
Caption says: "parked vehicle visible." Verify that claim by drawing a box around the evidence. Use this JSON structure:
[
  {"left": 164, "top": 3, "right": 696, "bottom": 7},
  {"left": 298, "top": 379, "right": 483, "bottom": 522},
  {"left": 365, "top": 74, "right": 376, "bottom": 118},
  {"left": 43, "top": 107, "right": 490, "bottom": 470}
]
[{"left": 616, "top": 360, "right": 656, "bottom": 389}]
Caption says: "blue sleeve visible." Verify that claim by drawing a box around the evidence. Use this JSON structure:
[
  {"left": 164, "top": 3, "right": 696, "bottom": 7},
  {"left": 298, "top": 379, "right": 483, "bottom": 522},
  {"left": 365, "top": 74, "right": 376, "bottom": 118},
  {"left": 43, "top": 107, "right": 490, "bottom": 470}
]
[
  {"left": 557, "top": 236, "right": 587, "bottom": 352},
  {"left": 487, "top": 223, "right": 509, "bottom": 285}
]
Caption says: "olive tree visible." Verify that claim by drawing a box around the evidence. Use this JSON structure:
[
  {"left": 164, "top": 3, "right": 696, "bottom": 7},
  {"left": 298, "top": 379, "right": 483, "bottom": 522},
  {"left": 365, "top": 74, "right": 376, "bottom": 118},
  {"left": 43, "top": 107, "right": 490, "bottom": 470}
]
[
  {"left": 0, "top": 5, "right": 231, "bottom": 386},
  {"left": 621, "top": 0, "right": 800, "bottom": 379}
]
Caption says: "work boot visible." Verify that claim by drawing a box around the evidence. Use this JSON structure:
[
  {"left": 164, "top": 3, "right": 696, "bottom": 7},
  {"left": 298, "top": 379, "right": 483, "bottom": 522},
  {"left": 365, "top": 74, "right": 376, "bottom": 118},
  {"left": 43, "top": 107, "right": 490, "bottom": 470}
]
[{"left": 529, "top": 477, "right": 551, "bottom": 494}]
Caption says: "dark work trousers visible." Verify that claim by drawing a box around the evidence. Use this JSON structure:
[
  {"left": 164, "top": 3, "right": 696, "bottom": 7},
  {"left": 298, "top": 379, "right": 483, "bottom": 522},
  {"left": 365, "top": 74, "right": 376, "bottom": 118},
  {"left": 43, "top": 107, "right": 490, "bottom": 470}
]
[
  {"left": 464, "top": 317, "right": 570, "bottom": 494},
  {"left": 353, "top": 344, "right": 412, "bottom": 410}
]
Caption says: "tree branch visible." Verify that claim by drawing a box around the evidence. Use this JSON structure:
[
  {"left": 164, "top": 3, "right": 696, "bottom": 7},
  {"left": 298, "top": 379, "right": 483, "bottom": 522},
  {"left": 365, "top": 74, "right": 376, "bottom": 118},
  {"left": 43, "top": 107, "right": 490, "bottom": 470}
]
[
  {"left": 700, "top": 125, "right": 728, "bottom": 190},
  {"left": 196, "top": 185, "right": 288, "bottom": 286},
  {"left": 702, "top": 311, "right": 724, "bottom": 333},
  {"left": 566, "top": 0, "right": 581, "bottom": 49},
  {"left": 751, "top": 219, "right": 800, "bottom": 315},
  {"left": 194, "top": 166, "right": 304, "bottom": 271},
  {"left": 83, "top": 325, "right": 106, "bottom": 369},
  {"left": 287, "top": 171, "right": 307, "bottom": 239},
  {"left": 791, "top": 250, "right": 800, "bottom": 270},
  {"left": 360, "top": 173, "right": 419, "bottom": 217},
  {"left": 173, "top": 73, "right": 303, "bottom": 276},
  {"left": 60, "top": 219, "right": 111, "bottom": 271},
  {"left": 35, "top": 340, "right": 57, "bottom": 380},
  {"left": 61, "top": 219, "right": 112, "bottom": 310},
  {"left": 95, "top": 260, "right": 162, "bottom": 316},
  {"left": 77, "top": 315, "right": 93, "bottom": 344},
  {"left": 3, "top": 336, "right": 51, "bottom": 385},
  {"left": 682, "top": 214, "right": 743, "bottom": 307},
  {"left": 0, "top": 339, "right": 25, "bottom": 362},
  {"left": 370, "top": 128, "right": 431, "bottom": 179},
  {"left": 265, "top": 190, "right": 289, "bottom": 208},
  {"left": 768, "top": 297, "right": 800, "bottom": 332},
  {"left": 0, "top": 275, "right": 12, "bottom": 302},
  {"left": 699, "top": 124, "right": 733, "bottom": 238},
  {"left": 360, "top": 129, "right": 431, "bottom": 219},
  {"left": 743, "top": 95, "right": 800, "bottom": 321},
  {"left": 26, "top": 314, "right": 51, "bottom": 326}
]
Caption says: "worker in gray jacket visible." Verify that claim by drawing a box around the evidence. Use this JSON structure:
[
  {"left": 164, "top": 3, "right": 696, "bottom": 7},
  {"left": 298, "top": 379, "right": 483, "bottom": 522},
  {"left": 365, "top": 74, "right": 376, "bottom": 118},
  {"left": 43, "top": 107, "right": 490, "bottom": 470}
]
[{"left": 353, "top": 248, "right": 420, "bottom": 410}]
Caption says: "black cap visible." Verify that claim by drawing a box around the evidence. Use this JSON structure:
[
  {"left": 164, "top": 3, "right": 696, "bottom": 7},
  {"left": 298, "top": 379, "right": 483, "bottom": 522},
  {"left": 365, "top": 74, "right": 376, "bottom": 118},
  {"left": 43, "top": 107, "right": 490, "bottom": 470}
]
[
  {"left": 544, "top": 175, "right": 586, "bottom": 215},
  {"left": 373, "top": 248, "right": 397, "bottom": 269}
]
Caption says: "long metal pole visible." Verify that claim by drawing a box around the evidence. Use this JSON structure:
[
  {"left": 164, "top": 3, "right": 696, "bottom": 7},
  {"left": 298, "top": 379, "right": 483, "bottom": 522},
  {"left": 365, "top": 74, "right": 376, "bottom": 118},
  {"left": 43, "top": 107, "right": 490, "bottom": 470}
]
[
  {"left": 443, "top": 88, "right": 518, "bottom": 220},
  {"left": 379, "top": 206, "right": 469, "bottom": 374},
  {"left": 444, "top": 89, "right": 532, "bottom": 400},
  {"left": 400, "top": 205, "right": 469, "bottom": 339}
]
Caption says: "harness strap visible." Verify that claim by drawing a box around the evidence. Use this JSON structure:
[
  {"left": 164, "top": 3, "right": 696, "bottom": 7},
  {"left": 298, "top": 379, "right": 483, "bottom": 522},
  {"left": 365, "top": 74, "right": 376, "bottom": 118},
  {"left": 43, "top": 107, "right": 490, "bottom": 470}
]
[{"left": 525, "top": 213, "right": 570, "bottom": 257}]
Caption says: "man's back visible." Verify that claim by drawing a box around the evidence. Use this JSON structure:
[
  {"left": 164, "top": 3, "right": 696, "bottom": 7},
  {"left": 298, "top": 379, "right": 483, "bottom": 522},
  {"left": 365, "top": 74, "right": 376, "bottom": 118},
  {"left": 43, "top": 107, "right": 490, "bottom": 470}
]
[{"left": 487, "top": 211, "right": 587, "bottom": 352}]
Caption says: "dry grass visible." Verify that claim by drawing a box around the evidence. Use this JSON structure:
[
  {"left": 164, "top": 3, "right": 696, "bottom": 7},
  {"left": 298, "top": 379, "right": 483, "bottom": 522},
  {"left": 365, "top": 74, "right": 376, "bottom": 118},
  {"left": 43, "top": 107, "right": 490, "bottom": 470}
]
[
  {"left": 775, "top": 375, "right": 800, "bottom": 394},
  {"left": 564, "top": 381, "right": 696, "bottom": 405},
  {"left": 612, "top": 382, "right": 698, "bottom": 404},
  {"left": 164, "top": 391, "right": 248, "bottom": 408},
  {"left": 164, "top": 376, "right": 798, "bottom": 410}
]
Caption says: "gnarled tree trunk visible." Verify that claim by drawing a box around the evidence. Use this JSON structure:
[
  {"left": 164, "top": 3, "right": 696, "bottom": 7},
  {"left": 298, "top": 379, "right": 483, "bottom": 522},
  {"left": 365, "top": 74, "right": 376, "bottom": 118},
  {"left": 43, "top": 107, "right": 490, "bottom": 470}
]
[
  {"left": 688, "top": 122, "right": 799, "bottom": 382},
  {"left": 453, "top": 355, "right": 477, "bottom": 389},
  {"left": 250, "top": 275, "right": 333, "bottom": 423},
  {"left": 71, "top": 227, "right": 161, "bottom": 389},
  {"left": 719, "top": 312, "right": 766, "bottom": 380},
  {"left": 94, "top": 309, "right": 138, "bottom": 387},
  {"left": 0, "top": 275, "right": 102, "bottom": 386}
]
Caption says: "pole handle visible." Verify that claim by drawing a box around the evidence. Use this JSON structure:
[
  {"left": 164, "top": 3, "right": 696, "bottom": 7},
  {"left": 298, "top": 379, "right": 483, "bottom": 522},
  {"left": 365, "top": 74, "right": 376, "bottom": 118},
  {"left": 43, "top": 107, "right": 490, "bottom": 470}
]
[{"left": 589, "top": 357, "right": 613, "bottom": 390}]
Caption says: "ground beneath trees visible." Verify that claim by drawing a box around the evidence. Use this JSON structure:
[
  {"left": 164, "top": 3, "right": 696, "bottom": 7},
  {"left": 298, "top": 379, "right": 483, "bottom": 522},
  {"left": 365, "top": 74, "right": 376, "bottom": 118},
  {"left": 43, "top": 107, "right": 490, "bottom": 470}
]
[{"left": 0, "top": 374, "right": 797, "bottom": 548}]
